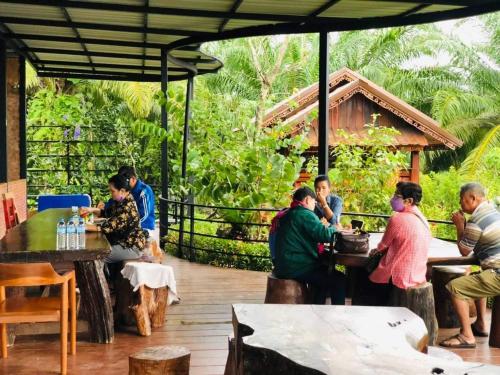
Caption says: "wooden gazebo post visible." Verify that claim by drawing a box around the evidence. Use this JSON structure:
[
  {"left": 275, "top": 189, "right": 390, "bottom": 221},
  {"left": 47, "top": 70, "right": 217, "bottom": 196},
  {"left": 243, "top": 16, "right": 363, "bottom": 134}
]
[{"left": 410, "top": 149, "right": 420, "bottom": 184}]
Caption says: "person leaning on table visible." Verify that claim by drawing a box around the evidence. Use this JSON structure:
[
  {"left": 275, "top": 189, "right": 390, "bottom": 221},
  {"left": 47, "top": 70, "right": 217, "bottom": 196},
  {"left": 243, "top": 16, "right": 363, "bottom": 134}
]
[
  {"left": 82, "top": 174, "right": 147, "bottom": 264},
  {"left": 440, "top": 183, "right": 500, "bottom": 349}
]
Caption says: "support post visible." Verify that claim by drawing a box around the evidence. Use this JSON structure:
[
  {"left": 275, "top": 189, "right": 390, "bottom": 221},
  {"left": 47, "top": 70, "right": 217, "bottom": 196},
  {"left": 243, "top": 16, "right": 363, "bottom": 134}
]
[
  {"left": 160, "top": 48, "right": 169, "bottom": 242},
  {"left": 410, "top": 150, "right": 420, "bottom": 183},
  {"left": 180, "top": 75, "right": 195, "bottom": 261},
  {"left": 0, "top": 40, "right": 7, "bottom": 183},
  {"left": 19, "top": 56, "right": 26, "bottom": 179},
  {"left": 318, "top": 31, "right": 329, "bottom": 175}
]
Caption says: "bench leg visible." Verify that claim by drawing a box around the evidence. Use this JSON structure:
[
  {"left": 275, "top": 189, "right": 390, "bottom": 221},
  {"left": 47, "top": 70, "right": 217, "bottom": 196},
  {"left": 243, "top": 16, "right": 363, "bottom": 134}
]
[{"left": 489, "top": 296, "right": 500, "bottom": 348}]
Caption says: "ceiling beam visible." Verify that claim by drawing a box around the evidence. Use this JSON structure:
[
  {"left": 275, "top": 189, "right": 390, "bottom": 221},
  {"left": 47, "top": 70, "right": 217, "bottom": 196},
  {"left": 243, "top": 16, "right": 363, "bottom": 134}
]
[
  {"left": 142, "top": 0, "right": 149, "bottom": 75},
  {"left": 36, "top": 71, "right": 195, "bottom": 82},
  {"left": 399, "top": 4, "right": 431, "bottom": 17},
  {"left": 0, "top": 16, "right": 214, "bottom": 37},
  {"left": 308, "top": 0, "right": 342, "bottom": 18},
  {"left": 60, "top": 7, "right": 95, "bottom": 72},
  {"left": 218, "top": 0, "right": 244, "bottom": 33},
  {"left": 1, "top": 33, "right": 171, "bottom": 49},
  {"left": 35, "top": 59, "right": 215, "bottom": 73},
  {"left": 21, "top": 47, "right": 216, "bottom": 64},
  {"left": 0, "top": 0, "right": 332, "bottom": 23},
  {"left": 165, "top": 2, "right": 499, "bottom": 50}
]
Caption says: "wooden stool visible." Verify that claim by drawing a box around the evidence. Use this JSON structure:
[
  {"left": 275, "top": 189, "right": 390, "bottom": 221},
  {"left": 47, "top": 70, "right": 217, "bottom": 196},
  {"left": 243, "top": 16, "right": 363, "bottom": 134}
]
[
  {"left": 490, "top": 295, "right": 500, "bottom": 348},
  {"left": 115, "top": 261, "right": 169, "bottom": 336},
  {"left": 264, "top": 273, "right": 310, "bottom": 304},
  {"left": 391, "top": 282, "right": 438, "bottom": 346},
  {"left": 129, "top": 346, "right": 190, "bottom": 375},
  {"left": 432, "top": 266, "right": 476, "bottom": 328}
]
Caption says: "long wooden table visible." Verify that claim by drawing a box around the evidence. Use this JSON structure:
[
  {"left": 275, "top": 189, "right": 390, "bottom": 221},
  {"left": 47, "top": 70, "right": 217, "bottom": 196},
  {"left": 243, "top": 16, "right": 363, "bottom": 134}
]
[
  {"left": 334, "top": 232, "right": 478, "bottom": 267},
  {"left": 0, "top": 208, "right": 114, "bottom": 344}
]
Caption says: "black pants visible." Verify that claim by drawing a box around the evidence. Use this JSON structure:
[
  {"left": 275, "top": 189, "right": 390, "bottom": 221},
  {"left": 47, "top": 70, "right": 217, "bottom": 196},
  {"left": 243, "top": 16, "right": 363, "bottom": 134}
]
[
  {"left": 294, "top": 265, "right": 346, "bottom": 305},
  {"left": 352, "top": 268, "right": 393, "bottom": 306}
]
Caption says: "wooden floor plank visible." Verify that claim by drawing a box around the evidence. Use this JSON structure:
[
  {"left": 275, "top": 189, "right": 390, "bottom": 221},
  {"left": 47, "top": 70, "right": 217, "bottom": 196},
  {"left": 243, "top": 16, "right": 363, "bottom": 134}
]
[{"left": 1, "top": 254, "right": 498, "bottom": 375}]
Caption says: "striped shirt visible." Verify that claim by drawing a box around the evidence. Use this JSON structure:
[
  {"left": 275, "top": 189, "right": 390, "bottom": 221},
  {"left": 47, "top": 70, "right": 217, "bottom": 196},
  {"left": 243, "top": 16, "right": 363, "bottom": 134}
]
[{"left": 460, "top": 201, "right": 500, "bottom": 269}]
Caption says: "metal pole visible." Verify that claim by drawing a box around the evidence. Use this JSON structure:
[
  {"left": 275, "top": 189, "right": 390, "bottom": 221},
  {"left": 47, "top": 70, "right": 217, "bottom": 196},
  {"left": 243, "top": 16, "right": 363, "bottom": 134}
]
[
  {"left": 19, "top": 55, "right": 27, "bottom": 180},
  {"left": 0, "top": 39, "right": 7, "bottom": 183},
  {"left": 185, "top": 76, "right": 195, "bottom": 261},
  {"left": 178, "top": 75, "right": 194, "bottom": 260},
  {"left": 160, "top": 47, "right": 169, "bottom": 243},
  {"left": 318, "top": 31, "right": 329, "bottom": 175}
]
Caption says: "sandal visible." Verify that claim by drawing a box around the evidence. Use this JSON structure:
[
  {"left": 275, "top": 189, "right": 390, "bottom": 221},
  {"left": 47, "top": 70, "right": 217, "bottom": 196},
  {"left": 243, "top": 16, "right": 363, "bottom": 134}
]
[
  {"left": 439, "top": 333, "right": 476, "bottom": 349},
  {"left": 471, "top": 324, "right": 489, "bottom": 337}
]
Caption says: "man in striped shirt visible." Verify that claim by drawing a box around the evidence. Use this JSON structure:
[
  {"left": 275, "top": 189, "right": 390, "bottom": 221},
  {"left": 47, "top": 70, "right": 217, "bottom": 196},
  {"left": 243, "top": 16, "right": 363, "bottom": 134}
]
[{"left": 440, "top": 183, "right": 500, "bottom": 348}]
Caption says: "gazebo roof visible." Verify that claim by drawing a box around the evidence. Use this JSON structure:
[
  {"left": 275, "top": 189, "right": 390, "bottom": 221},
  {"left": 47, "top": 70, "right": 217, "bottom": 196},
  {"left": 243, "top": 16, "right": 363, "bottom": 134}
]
[
  {"left": 261, "top": 68, "right": 463, "bottom": 150},
  {"left": 0, "top": 1, "right": 498, "bottom": 81}
]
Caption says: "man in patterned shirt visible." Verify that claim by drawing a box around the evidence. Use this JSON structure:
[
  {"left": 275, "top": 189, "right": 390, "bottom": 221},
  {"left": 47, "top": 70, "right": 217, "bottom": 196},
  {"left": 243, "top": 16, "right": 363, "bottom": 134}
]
[{"left": 440, "top": 183, "right": 500, "bottom": 348}]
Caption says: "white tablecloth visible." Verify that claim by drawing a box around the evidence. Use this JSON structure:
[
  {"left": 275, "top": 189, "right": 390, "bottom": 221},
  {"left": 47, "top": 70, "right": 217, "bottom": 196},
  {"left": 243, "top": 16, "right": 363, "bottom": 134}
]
[{"left": 121, "top": 262, "right": 179, "bottom": 305}]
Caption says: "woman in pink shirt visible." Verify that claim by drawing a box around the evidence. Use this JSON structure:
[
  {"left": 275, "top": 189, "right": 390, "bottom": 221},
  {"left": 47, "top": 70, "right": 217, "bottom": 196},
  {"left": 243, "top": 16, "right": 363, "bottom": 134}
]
[{"left": 365, "top": 182, "right": 431, "bottom": 305}]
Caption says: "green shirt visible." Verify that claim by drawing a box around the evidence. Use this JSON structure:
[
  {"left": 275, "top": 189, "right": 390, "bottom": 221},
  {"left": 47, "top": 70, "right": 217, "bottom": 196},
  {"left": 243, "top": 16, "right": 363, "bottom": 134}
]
[{"left": 274, "top": 206, "right": 336, "bottom": 279}]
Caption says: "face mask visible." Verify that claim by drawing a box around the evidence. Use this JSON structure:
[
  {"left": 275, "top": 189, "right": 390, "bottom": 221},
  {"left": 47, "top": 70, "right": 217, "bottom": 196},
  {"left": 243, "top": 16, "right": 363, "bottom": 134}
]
[{"left": 390, "top": 196, "right": 405, "bottom": 212}]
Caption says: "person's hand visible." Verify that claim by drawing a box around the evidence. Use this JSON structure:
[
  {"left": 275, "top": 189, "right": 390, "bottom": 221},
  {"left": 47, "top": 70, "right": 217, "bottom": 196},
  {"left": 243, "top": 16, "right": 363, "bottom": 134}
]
[
  {"left": 320, "top": 217, "right": 329, "bottom": 226},
  {"left": 80, "top": 207, "right": 99, "bottom": 216},
  {"left": 85, "top": 223, "right": 99, "bottom": 232},
  {"left": 96, "top": 201, "right": 105, "bottom": 210},
  {"left": 316, "top": 191, "right": 327, "bottom": 207},
  {"left": 369, "top": 248, "right": 379, "bottom": 257},
  {"left": 335, "top": 224, "right": 343, "bottom": 231},
  {"left": 451, "top": 210, "right": 465, "bottom": 228}
]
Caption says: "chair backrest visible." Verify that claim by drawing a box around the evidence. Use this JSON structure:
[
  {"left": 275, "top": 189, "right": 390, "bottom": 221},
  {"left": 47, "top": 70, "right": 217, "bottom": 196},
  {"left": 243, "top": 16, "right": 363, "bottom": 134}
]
[
  {"left": 2, "top": 193, "right": 20, "bottom": 230},
  {"left": 37, "top": 194, "right": 92, "bottom": 212},
  {"left": 0, "top": 263, "right": 65, "bottom": 287}
]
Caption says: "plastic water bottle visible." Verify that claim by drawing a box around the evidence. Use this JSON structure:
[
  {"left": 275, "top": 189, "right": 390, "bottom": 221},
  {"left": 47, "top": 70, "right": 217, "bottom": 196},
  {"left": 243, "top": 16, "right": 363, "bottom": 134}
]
[
  {"left": 66, "top": 219, "right": 77, "bottom": 250},
  {"left": 77, "top": 218, "right": 86, "bottom": 249},
  {"left": 56, "top": 218, "right": 66, "bottom": 250}
]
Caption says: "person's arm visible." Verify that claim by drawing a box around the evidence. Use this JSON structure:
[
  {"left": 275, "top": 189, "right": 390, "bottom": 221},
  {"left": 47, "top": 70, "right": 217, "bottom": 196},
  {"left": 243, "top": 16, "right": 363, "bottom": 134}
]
[
  {"left": 303, "top": 210, "right": 337, "bottom": 243},
  {"left": 329, "top": 196, "right": 343, "bottom": 225},
  {"left": 456, "top": 223, "right": 480, "bottom": 257},
  {"left": 137, "top": 190, "right": 148, "bottom": 224},
  {"left": 376, "top": 216, "right": 396, "bottom": 252}
]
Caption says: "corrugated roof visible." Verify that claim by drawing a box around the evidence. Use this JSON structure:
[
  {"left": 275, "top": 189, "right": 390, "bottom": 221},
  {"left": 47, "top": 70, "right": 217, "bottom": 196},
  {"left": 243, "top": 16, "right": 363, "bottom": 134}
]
[{"left": 0, "top": 0, "right": 498, "bottom": 81}]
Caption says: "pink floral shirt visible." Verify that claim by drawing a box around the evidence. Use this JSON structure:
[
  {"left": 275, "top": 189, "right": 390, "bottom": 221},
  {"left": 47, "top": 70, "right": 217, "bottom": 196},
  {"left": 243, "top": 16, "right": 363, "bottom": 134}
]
[{"left": 369, "top": 205, "right": 431, "bottom": 289}]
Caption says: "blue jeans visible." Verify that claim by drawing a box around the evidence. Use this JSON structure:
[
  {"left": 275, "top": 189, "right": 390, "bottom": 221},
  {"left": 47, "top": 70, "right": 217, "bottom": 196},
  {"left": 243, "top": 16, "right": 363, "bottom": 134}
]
[{"left": 294, "top": 265, "right": 346, "bottom": 305}]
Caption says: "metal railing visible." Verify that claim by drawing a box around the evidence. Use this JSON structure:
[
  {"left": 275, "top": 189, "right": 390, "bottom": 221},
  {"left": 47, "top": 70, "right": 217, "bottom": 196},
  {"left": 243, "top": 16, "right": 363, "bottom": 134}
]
[{"left": 160, "top": 197, "right": 455, "bottom": 263}]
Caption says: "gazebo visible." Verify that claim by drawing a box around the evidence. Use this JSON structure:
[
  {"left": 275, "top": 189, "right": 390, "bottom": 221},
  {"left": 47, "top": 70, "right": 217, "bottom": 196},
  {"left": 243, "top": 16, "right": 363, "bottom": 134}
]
[{"left": 261, "top": 67, "right": 462, "bottom": 183}]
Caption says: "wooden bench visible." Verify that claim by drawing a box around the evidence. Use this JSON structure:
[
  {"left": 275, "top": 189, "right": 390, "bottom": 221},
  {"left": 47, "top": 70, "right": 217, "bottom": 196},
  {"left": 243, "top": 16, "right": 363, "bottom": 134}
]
[
  {"left": 431, "top": 265, "right": 476, "bottom": 328},
  {"left": 129, "top": 346, "right": 190, "bottom": 375},
  {"left": 264, "top": 273, "right": 311, "bottom": 304}
]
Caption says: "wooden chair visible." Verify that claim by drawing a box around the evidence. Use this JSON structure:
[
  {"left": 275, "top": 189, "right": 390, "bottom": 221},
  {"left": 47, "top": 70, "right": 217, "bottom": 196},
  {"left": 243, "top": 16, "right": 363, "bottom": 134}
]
[
  {"left": 0, "top": 263, "right": 76, "bottom": 375},
  {"left": 2, "top": 193, "right": 20, "bottom": 231}
]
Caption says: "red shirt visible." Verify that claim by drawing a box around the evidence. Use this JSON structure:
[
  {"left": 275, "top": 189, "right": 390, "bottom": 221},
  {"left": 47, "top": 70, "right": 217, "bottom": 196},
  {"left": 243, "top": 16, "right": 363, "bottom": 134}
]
[{"left": 369, "top": 206, "right": 431, "bottom": 289}]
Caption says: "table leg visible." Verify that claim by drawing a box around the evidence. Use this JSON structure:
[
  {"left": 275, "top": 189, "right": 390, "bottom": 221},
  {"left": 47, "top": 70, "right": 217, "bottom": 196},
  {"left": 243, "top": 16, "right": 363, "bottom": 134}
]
[{"left": 74, "top": 260, "right": 114, "bottom": 343}]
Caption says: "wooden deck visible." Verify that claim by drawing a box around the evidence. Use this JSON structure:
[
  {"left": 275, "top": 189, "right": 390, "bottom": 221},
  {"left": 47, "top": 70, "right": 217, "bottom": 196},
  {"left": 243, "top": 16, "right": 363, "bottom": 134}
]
[{"left": 1, "top": 254, "right": 499, "bottom": 374}]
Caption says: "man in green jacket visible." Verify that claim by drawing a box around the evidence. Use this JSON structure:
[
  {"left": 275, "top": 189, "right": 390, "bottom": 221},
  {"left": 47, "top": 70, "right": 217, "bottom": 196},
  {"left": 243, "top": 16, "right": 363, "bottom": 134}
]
[{"left": 274, "top": 187, "right": 344, "bottom": 304}]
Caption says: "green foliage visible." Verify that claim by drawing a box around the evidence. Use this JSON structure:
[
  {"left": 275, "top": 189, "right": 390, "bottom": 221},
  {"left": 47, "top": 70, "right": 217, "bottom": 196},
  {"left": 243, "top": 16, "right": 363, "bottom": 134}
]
[{"left": 319, "top": 116, "right": 407, "bottom": 230}]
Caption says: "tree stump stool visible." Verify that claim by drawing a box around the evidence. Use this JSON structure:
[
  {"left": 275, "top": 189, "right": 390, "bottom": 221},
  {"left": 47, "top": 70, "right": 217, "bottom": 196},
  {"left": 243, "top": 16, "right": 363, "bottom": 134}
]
[
  {"left": 431, "top": 266, "right": 476, "bottom": 328},
  {"left": 264, "top": 273, "right": 310, "bottom": 304},
  {"left": 115, "top": 261, "right": 169, "bottom": 336},
  {"left": 391, "top": 282, "right": 439, "bottom": 346},
  {"left": 129, "top": 346, "right": 190, "bottom": 375},
  {"left": 489, "top": 295, "right": 500, "bottom": 348}
]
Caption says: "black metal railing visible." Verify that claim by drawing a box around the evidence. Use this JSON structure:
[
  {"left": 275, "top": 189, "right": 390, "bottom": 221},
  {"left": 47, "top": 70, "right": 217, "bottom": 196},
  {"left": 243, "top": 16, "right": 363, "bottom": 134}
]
[{"left": 159, "top": 197, "right": 455, "bottom": 264}]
